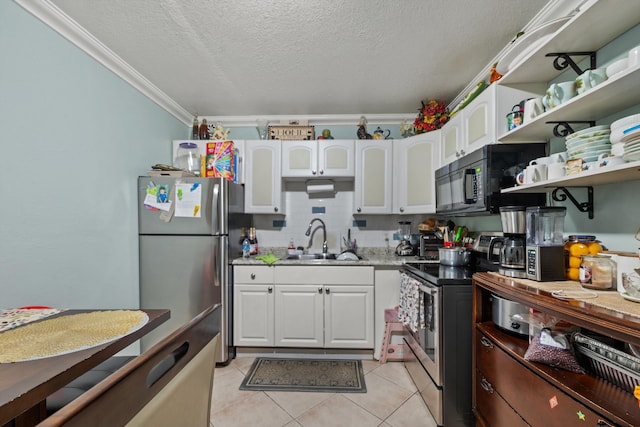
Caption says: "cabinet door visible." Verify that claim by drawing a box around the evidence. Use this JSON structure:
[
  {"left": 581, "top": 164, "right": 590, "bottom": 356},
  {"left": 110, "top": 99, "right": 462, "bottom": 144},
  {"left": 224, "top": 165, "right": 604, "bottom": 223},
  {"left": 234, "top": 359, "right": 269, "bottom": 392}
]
[
  {"left": 441, "top": 114, "right": 463, "bottom": 165},
  {"left": 281, "top": 140, "right": 317, "bottom": 177},
  {"left": 319, "top": 140, "right": 355, "bottom": 177},
  {"left": 234, "top": 284, "right": 274, "bottom": 346},
  {"left": 244, "top": 140, "right": 283, "bottom": 214},
  {"left": 354, "top": 140, "right": 393, "bottom": 214},
  {"left": 464, "top": 85, "right": 495, "bottom": 156},
  {"left": 393, "top": 134, "right": 439, "bottom": 214},
  {"left": 324, "top": 285, "right": 374, "bottom": 348},
  {"left": 274, "top": 285, "right": 324, "bottom": 347}
]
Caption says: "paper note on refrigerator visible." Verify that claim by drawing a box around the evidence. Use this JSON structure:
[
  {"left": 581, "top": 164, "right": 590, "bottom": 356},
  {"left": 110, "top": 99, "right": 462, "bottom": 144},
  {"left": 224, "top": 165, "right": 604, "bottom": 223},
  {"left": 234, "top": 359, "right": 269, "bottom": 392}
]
[{"left": 174, "top": 183, "right": 202, "bottom": 217}]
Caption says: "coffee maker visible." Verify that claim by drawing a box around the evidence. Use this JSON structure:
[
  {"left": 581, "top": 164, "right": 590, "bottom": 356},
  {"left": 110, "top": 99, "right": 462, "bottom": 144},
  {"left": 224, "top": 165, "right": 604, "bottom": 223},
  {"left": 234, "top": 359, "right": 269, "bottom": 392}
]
[
  {"left": 526, "top": 206, "right": 566, "bottom": 281},
  {"left": 489, "top": 206, "right": 527, "bottom": 278}
]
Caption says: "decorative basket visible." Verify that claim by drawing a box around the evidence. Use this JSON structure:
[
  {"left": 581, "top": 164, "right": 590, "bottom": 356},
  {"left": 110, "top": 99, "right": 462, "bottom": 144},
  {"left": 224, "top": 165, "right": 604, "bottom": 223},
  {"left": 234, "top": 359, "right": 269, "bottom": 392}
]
[{"left": 573, "top": 332, "right": 640, "bottom": 393}]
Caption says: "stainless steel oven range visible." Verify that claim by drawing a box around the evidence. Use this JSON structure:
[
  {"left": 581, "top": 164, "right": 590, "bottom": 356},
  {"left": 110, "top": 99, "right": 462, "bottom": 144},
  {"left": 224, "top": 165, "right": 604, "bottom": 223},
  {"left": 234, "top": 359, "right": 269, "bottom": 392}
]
[{"left": 400, "top": 263, "right": 473, "bottom": 427}]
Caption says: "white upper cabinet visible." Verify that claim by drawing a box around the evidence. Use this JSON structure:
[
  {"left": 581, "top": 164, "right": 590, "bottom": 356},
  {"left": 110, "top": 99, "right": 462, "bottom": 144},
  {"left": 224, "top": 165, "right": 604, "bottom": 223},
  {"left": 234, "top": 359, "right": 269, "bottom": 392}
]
[
  {"left": 393, "top": 133, "right": 439, "bottom": 214},
  {"left": 354, "top": 140, "right": 393, "bottom": 214},
  {"left": 281, "top": 140, "right": 354, "bottom": 178},
  {"left": 244, "top": 140, "right": 284, "bottom": 214},
  {"left": 440, "top": 84, "right": 542, "bottom": 166}
]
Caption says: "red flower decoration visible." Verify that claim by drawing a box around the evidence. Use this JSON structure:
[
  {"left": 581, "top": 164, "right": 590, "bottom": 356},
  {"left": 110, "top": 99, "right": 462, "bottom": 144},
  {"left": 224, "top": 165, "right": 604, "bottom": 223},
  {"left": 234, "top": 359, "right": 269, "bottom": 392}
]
[{"left": 413, "top": 99, "right": 450, "bottom": 134}]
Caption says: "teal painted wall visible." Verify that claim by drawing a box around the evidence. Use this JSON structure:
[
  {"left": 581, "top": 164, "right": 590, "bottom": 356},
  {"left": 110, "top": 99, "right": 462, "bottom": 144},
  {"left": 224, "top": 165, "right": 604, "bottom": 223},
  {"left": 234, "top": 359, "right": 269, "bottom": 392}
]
[{"left": 0, "top": 2, "right": 188, "bottom": 309}]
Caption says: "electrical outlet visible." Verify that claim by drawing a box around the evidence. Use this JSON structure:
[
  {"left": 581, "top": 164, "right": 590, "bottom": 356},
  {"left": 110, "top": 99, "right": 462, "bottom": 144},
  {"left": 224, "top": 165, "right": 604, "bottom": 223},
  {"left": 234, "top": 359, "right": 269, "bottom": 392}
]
[{"left": 392, "top": 232, "right": 400, "bottom": 241}]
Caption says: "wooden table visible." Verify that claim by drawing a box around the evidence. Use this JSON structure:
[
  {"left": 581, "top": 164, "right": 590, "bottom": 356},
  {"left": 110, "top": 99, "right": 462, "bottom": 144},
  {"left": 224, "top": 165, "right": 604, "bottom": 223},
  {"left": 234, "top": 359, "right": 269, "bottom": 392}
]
[{"left": 0, "top": 309, "right": 170, "bottom": 427}]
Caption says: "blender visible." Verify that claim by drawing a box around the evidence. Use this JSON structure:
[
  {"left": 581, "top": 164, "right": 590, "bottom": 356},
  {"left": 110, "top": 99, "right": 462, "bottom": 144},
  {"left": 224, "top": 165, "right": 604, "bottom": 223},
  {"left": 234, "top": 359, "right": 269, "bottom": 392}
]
[
  {"left": 395, "top": 221, "right": 415, "bottom": 256},
  {"left": 489, "top": 206, "right": 527, "bottom": 278},
  {"left": 525, "top": 206, "right": 566, "bottom": 281}
]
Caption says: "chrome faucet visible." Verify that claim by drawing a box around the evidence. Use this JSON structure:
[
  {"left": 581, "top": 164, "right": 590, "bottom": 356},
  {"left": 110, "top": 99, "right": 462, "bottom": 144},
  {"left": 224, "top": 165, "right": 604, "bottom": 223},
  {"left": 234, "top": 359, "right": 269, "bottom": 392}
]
[{"left": 305, "top": 218, "right": 328, "bottom": 255}]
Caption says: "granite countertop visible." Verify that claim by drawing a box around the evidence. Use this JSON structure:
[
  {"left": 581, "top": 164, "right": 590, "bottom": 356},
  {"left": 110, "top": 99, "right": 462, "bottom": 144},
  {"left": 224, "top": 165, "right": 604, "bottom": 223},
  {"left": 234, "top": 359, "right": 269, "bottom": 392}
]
[
  {"left": 480, "top": 271, "right": 640, "bottom": 321},
  {"left": 232, "top": 247, "right": 408, "bottom": 267}
]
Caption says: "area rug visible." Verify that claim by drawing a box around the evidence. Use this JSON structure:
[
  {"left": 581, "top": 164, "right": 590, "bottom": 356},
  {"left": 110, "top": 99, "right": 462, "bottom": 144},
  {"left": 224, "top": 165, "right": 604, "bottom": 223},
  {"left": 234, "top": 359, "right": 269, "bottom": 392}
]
[{"left": 239, "top": 358, "right": 366, "bottom": 393}]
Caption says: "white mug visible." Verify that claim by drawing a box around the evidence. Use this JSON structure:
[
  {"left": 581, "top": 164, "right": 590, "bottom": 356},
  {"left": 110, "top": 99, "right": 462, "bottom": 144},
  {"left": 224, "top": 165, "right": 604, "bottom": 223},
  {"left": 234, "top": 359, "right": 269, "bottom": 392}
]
[
  {"left": 523, "top": 98, "right": 544, "bottom": 123},
  {"left": 547, "top": 162, "right": 565, "bottom": 180},
  {"left": 598, "top": 153, "right": 626, "bottom": 168},
  {"left": 515, "top": 170, "right": 526, "bottom": 186},
  {"left": 525, "top": 164, "right": 547, "bottom": 184},
  {"left": 530, "top": 157, "right": 551, "bottom": 166},
  {"left": 549, "top": 151, "right": 568, "bottom": 163}
]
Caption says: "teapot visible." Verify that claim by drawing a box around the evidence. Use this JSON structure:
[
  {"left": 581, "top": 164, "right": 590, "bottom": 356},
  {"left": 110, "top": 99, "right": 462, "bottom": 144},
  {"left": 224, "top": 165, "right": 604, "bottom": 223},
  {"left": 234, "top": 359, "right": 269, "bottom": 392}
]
[{"left": 373, "top": 127, "right": 391, "bottom": 140}]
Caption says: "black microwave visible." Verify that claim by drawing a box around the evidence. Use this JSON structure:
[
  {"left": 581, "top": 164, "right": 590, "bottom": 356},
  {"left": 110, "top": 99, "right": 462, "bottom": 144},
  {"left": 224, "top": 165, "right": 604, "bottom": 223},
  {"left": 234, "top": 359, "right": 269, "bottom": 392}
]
[{"left": 435, "top": 143, "right": 547, "bottom": 216}]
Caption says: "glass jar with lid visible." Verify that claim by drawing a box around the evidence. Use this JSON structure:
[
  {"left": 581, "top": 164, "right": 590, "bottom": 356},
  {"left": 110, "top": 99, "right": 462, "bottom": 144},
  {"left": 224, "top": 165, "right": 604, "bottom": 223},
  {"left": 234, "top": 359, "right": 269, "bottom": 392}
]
[
  {"left": 579, "top": 254, "right": 616, "bottom": 290},
  {"left": 564, "top": 235, "right": 602, "bottom": 281},
  {"left": 175, "top": 142, "right": 201, "bottom": 176}
]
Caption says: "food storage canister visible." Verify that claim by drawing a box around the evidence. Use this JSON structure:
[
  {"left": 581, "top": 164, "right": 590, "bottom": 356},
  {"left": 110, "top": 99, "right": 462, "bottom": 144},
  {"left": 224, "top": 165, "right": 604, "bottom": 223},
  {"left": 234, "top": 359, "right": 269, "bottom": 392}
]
[
  {"left": 175, "top": 142, "right": 200, "bottom": 175},
  {"left": 579, "top": 254, "right": 616, "bottom": 290}
]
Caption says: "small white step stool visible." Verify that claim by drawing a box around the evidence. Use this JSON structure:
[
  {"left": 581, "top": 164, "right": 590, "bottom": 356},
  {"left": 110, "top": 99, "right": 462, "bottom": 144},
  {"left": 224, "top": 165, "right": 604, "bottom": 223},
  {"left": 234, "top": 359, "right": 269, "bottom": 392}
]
[{"left": 379, "top": 307, "right": 406, "bottom": 363}]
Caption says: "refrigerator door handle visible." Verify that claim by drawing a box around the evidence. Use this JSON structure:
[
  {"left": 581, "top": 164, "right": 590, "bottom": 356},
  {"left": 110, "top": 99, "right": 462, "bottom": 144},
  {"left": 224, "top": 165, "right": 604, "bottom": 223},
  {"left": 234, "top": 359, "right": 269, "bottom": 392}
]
[{"left": 212, "top": 182, "right": 220, "bottom": 235}]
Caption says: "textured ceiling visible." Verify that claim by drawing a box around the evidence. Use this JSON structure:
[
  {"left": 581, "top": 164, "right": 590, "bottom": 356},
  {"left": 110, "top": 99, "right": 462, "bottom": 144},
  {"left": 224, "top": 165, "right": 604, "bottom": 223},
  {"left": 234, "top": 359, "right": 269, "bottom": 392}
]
[{"left": 48, "top": 0, "right": 550, "bottom": 118}]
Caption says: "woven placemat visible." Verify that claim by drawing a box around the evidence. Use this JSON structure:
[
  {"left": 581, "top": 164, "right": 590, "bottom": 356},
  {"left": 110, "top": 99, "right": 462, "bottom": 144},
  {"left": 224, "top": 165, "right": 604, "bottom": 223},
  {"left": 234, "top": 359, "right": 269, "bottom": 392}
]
[{"left": 0, "top": 310, "right": 148, "bottom": 363}]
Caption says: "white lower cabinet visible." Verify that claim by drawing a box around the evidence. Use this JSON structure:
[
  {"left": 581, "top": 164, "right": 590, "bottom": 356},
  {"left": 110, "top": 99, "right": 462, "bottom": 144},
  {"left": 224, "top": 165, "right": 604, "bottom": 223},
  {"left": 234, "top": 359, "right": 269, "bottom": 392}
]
[
  {"left": 233, "top": 266, "right": 275, "bottom": 346},
  {"left": 234, "top": 265, "right": 374, "bottom": 349}
]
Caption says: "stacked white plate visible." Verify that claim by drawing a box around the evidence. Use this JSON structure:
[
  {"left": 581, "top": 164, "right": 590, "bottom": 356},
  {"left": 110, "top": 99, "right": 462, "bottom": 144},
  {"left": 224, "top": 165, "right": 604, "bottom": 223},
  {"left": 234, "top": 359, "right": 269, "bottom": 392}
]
[
  {"left": 622, "top": 124, "right": 640, "bottom": 161},
  {"left": 565, "top": 125, "right": 611, "bottom": 162},
  {"left": 611, "top": 113, "right": 640, "bottom": 144}
]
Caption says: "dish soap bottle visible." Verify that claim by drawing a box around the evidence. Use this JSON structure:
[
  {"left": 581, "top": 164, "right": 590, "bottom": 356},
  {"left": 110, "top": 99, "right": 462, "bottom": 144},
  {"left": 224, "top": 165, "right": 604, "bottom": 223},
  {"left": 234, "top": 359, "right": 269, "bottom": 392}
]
[{"left": 242, "top": 236, "right": 250, "bottom": 259}]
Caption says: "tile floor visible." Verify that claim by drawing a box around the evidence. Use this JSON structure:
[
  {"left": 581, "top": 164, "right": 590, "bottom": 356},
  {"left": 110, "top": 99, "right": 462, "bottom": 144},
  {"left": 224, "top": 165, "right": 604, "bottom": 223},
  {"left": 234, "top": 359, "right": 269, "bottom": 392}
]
[{"left": 210, "top": 357, "right": 438, "bottom": 427}]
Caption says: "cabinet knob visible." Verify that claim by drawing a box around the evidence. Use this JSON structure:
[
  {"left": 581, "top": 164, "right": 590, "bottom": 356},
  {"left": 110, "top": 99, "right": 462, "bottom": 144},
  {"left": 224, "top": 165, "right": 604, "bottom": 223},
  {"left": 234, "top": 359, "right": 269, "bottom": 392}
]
[
  {"left": 273, "top": 207, "right": 278, "bottom": 213},
  {"left": 357, "top": 207, "right": 362, "bottom": 213},
  {"left": 460, "top": 149, "right": 466, "bottom": 156},
  {"left": 250, "top": 273, "right": 256, "bottom": 280},
  {"left": 318, "top": 287, "right": 323, "bottom": 294},
  {"left": 319, "top": 169, "right": 324, "bottom": 175},
  {"left": 325, "top": 287, "right": 330, "bottom": 294},
  {"left": 312, "top": 170, "right": 317, "bottom": 175},
  {"left": 480, "top": 377, "right": 494, "bottom": 394},
  {"left": 480, "top": 336, "right": 494, "bottom": 349},
  {"left": 268, "top": 286, "right": 273, "bottom": 293},
  {"left": 399, "top": 207, "right": 404, "bottom": 213}
]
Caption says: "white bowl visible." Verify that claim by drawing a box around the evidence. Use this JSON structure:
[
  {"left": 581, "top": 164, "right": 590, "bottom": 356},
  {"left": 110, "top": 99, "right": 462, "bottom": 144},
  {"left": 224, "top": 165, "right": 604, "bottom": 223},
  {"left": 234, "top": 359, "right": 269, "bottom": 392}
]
[
  {"left": 611, "top": 114, "right": 640, "bottom": 130},
  {"left": 606, "top": 58, "right": 629, "bottom": 78}
]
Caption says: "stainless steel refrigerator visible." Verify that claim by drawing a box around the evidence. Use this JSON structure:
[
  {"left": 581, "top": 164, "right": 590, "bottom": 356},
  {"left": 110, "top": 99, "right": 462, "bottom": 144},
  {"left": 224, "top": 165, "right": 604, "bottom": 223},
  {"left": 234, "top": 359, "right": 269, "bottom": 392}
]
[{"left": 138, "top": 176, "right": 250, "bottom": 364}]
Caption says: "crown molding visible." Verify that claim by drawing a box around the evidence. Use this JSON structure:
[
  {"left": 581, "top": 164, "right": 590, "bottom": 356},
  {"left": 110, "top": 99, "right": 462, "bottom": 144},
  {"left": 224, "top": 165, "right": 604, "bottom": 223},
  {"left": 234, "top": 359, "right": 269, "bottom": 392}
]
[
  {"left": 200, "top": 114, "right": 416, "bottom": 128},
  {"left": 15, "top": 0, "right": 194, "bottom": 125}
]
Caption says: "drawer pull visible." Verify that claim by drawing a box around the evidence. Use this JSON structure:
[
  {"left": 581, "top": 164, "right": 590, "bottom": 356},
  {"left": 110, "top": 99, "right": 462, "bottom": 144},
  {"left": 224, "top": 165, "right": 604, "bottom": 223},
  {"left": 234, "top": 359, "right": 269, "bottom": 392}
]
[
  {"left": 268, "top": 286, "right": 273, "bottom": 293},
  {"left": 480, "top": 337, "right": 494, "bottom": 348},
  {"left": 480, "top": 378, "right": 494, "bottom": 394},
  {"left": 250, "top": 273, "right": 256, "bottom": 280},
  {"left": 325, "top": 287, "right": 330, "bottom": 294},
  {"left": 318, "top": 287, "right": 323, "bottom": 294},
  {"left": 597, "top": 420, "right": 614, "bottom": 427}
]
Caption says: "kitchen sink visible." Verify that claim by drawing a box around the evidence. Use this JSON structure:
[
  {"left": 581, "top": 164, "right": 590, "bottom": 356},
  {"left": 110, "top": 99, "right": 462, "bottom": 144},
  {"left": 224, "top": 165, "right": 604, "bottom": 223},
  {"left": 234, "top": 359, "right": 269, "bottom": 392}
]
[
  {"left": 285, "top": 253, "right": 337, "bottom": 260},
  {"left": 285, "top": 253, "right": 366, "bottom": 261}
]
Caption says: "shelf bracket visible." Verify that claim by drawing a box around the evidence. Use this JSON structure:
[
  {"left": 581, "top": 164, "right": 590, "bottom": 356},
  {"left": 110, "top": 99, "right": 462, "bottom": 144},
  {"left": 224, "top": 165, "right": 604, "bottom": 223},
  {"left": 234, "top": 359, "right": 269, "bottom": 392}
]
[
  {"left": 552, "top": 186, "right": 594, "bottom": 219},
  {"left": 545, "top": 52, "right": 596, "bottom": 75},
  {"left": 546, "top": 121, "right": 596, "bottom": 138}
]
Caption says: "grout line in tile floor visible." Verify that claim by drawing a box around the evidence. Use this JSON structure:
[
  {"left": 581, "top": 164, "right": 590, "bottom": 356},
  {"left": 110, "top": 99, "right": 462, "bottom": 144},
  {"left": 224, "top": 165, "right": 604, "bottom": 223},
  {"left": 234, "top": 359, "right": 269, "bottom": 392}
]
[{"left": 210, "top": 357, "right": 438, "bottom": 427}]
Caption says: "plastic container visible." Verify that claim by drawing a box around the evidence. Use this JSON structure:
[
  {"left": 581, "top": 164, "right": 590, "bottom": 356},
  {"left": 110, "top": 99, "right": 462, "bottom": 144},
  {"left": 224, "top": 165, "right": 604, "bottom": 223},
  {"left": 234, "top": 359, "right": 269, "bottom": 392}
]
[
  {"left": 175, "top": 142, "right": 200, "bottom": 176},
  {"left": 242, "top": 238, "right": 250, "bottom": 258}
]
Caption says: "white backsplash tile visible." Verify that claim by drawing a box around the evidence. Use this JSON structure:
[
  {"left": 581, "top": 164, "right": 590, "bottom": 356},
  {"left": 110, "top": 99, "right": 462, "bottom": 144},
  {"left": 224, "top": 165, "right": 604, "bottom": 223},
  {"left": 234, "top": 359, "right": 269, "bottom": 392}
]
[{"left": 252, "top": 189, "right": 427, "bottom": 254}]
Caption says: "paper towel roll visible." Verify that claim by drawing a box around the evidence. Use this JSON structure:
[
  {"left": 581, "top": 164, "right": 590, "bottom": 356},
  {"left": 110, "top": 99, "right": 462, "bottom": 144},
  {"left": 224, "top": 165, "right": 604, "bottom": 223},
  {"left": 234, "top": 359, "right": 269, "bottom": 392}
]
[{"left": 306, "top": 183, "right": 335, "bottom": 194}]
